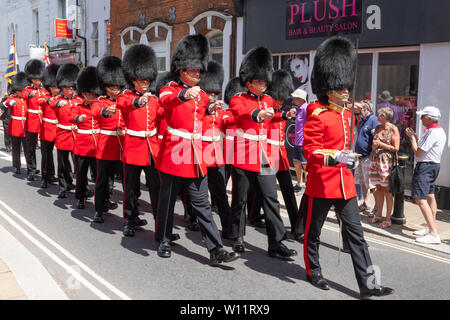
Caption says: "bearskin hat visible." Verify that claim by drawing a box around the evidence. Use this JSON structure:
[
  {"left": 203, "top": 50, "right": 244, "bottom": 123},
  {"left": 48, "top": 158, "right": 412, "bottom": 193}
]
[
  {"left": 77, "top": 66, "right": 101, "bottom": 96},
  {"left": 268, "top": 69, "right": 294, "bottom": 101},
  {"left": 239, "top": 47, "right": 273, "bottom": 86},
  {"left": 224, "top": 77, "right": 246, "bottom": 105},
  {"left": 96, "top": 56, "right": 127, "bottom": 89},
  {"left": 170, "top": 34, "right": 209, "bottom": 76},
  {"left": 155, "top": 71, "right": 176, "bottom": 97},
  {"left": 10, "top": 72, "right": 30, "bottom": 92},
  {"left": 199, "top": 60, "right": 224, "bottom": 95},
  {"left": 122, "top": 44, "right": 158, "bottom": 84},
  {"left": 56, "top": 63, "right": 80, "bottom": 88},
  {"left": 43, "top": 64, "right": 61, "bottom": 90},
  {"left": 311, "top": 36, "right": 357, "bottom": 104},
  {"left": 24, "top": 59, "right": 45, "bottom": 80}
]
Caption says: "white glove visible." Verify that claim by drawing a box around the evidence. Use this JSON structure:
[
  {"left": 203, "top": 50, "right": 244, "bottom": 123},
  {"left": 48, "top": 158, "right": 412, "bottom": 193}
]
[
  {"left": 336, "top": 150, "right": 358, "bottom": 165},
  {"left": 9, "top": 100, "right": 16, "bottom": 107}
]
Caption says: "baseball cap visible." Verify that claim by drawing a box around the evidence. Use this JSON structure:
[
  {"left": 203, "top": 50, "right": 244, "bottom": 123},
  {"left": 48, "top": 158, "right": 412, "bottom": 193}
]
[
  {"left": 416, "top": 106, "right": 441, "bottom": 119},
  {"left": 291, "top": 88, "right": 307, "bottom": 100}
]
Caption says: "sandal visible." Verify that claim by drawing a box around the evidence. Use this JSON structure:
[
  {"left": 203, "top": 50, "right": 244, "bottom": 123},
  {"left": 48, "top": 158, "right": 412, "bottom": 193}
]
[
  {"left": 368, "top": 216, "right": 382, "bottom": 224},
  {"left": 378, "top": 220, "right": 392, "bottom": 229}
]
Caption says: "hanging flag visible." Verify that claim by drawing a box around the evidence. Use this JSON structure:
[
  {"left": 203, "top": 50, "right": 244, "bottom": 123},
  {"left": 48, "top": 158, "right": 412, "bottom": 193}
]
[
  {"left": 55, "top": 19, "right": 74, "bottom": 38},
  {"left": 44, "top": 41, "right": 51, "bottom": 66},
  {"left": 4, "top": 33, "right": 20, "bottom": 85}
]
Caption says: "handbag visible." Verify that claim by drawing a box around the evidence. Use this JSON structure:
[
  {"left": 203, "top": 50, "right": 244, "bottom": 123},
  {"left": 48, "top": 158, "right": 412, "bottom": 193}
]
[{"left": 389, "top": 151, "right": 404, "bottom": 194}]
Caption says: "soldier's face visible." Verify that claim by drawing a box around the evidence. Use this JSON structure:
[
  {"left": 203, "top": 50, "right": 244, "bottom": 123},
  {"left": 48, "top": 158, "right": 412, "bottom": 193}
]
[
  {"left": 62, "top": 87, "right": 74, "bottom": 97},
  {"left": 180, "top": 68, "right": 201, "bottom": 86},
  {"left": 246, "top": 79, "right": 267, "bottom": 96},
  {"left": 83, "top": 92, "right": 97, "bottom": 104},
  {"left": 133, "top": 79, "right": 150, "bottom": 93},
  {"left": 49, "top": 86, "right": 60, "bottom": 96},
  {"left": 31, "top": 79, "right": 42, "bottom": 87},
  {"left": 106, "top": 86, "right": 120, "bottom": 98},
  {"left": 327, "top": 88, "right": 349, "bottom": 105}
]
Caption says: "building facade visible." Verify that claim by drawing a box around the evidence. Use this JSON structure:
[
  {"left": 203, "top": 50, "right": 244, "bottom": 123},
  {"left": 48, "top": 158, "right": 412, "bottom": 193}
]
[{"left": 110, "top": 0, "right": 245, "bottom": 92}]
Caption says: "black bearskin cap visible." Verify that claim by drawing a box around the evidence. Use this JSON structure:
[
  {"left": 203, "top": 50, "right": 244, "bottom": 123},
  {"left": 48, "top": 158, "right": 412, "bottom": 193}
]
[
  {"left": 77, "top": 66, "right": 101, "bottom": 96},
  {"left": 43, "top": 64, "right": 61, "bottom": 90},
  {"left": 199, "top": 60, "right": 224, "bottom": 95},
  {"left": 10, "top": 72, "right": 30, "bottom": 92},
  {"left": 24, "top": 59, "right": 45, "bottom": 80},
  {"left": 56, "top": 63, "right": 80, "bottom": 88},
  {"left": 170, "top": 34, "right": 209, "bottom": 75},
  {"left": 155, "top": 72, "right": 176, "bottom": 97},
  {"left": 269, "top": 69, "right": 294, "bottom": 101},
  {"left": 224, "top": 77, "right": 246, "bottom": 105},
  {"left": 311, "top": 36, "right": 357, "bottom": 104},
  {"left": 97, "top": 56, "right": 127, "bottom": 89},
  {"left": 239, "top": 47, "right": 273, "bottom": 85},
  {"left": 122, "top": 44, "right": 158, "bottom": 84}
]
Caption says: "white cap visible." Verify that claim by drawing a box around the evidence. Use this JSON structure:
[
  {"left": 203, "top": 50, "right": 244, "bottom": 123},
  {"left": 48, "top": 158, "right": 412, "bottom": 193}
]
[
  {"left": 416, "top": 106, "right": 441, "bottom": 119},
  {"left": 291, "top": 88, "right": 307, "bottom": 101}
]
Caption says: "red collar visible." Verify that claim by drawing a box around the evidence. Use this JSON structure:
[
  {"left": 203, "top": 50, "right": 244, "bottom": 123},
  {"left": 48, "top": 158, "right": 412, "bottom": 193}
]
[{"left": 424, "top": 123, "right": 441, "bottom": 132}]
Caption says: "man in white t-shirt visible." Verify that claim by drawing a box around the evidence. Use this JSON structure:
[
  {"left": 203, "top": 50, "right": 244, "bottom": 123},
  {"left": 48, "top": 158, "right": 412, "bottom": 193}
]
[{"left": 405, "top": 106, "right": 447, "bottom": 244}]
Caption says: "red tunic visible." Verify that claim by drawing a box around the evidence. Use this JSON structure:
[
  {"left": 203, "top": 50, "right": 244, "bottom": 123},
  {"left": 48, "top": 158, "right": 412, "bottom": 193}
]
[
  {"left": 156, "top": 81, "right": 208, "bottom": 178},
  {"left": 91, "top": 96, "right": 126, "bottom": 161},
  {"left": 38, "top": 93, "right": 58, "bottom": 142},
  {"left": 70, "top": 101, "right": 99, "bottom": 158},
  {"left": 51, "top": 95, "right": 83, "bottom": 151},
  {"left": 229, "top": 92, "right": 274, "bottom": 172},
  {"left": 5, "top": 96, "right": 27, "bottom": 137},
  {"left": 117, "top": 89, "right": 161, "bottom": 166},
  {"left": 268, "top": 110, "right": 290, "bottom": 172},
  {"left": 222, "top": 109, "right": 236, "bottom": 165},
  {"left": 303, "top": 101, "right": 357, "bottom": 199},
  {"left": 202, "top": 109, "right": 225, "bottom": 167},
  {"left": 22, "top": 86, "right": 48, "bottom": 133}
]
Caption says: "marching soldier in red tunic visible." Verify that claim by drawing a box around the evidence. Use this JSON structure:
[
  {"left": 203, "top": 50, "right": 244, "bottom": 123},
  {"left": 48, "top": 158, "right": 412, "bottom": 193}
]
[
  {"left": 4, "top": 72, "right": 29, "bottom": 174},
  {"left": 51, "top": 63, "right": 82, "bottom": 198},
  {"left": 228, "top": 47, "right": 297, "bottom": 259},
  {"left": 71, "top": 66, "right": 101, "bottom": 209},
  {"left": 23, "top": 59, "right": 47, "bottom": 181},
  {"left": 91, "top": 56, "right": 127, "bottom": 223},
  {"left": 301, "top": 36, "right": 394, "bottom": 299},
  {"left": 156, "top": 34, "right": 239, "bottom": 265},
  {"left": 117, "top": 44, "right": 160, "bottom": 236},
  {"left": 38, "top": 64, "right": 60, "bottom": 188}
]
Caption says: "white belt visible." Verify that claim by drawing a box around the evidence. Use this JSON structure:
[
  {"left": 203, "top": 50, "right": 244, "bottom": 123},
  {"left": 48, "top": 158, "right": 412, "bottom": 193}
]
[
  {"left": 225, "top": 135, "right": 234, "bottom": 141},
  {"left": 127, "top": 128, "right": 157, "bottom": 138},
  {"left": 267, "top": 139, "right": 285, "bottom": 147},
  {"left": 57, "top": 124, "right": 77, "bottom": 131},
  {"left": 202, "top": 135, "right": 222, "bottom": 142},
  {"left": 99, "top": 129, "right": 125, "bottom": 136},
  {"left": 28, "top": 109, "right": 42, "bottom": 114},
  {"left": 43, "top": 117, "right": 58, "bottom": 124},
  {"left": 157, "top": 135, "right": 163, "bottom": 140},
  {"left": 11, "top": 115, "right": 26, "bottom": 121},
  {"left": 167, "top": 126, "right": 201, "bottom": 140},
  {"left": 77, "top": 129, "right": 98, "bottom": 135},
  {"left": 235, "top": 130, "right": 267, "bottom": 142}
]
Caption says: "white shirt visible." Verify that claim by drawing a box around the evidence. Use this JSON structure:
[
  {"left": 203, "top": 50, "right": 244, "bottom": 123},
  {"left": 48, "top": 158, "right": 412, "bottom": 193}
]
[{"left": 416, "top": 125, "right": 446, "bottom": 163}]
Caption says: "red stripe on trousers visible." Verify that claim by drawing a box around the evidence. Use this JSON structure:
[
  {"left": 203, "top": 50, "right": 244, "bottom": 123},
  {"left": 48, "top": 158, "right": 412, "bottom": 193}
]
[{"left": 303, "top": 195, "right": 314, "bottom": 276}]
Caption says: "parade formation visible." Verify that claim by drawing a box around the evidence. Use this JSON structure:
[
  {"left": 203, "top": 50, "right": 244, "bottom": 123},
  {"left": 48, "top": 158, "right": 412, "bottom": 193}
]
[{"left": 1, "top": 34, "right": 397, "bottom": 299}]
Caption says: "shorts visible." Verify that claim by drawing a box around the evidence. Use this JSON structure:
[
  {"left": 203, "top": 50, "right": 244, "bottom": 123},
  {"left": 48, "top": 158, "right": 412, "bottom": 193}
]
[
  {"left": 293, "top": 145, "right": 306, "bottom": 164},
  {"left": 354, "top": 157, "right": 374, "bottom": 189},
  {"left": 412, "top": 162, "right": 440, "bottom": 200}
]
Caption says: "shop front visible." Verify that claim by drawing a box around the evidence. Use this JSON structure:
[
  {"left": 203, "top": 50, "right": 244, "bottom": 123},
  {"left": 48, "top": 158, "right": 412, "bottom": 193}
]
[{"left": 244, "top": 0, "right": 450, "bottom": 208}]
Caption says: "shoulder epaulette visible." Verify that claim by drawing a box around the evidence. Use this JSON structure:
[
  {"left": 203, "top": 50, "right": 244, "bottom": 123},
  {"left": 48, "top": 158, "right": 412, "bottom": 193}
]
[
  {"left": 312, "top": 107, "right": 327, "bottom": 116},
  {"left": 168, "top": 81, "right": 177, "bottom": 87}
]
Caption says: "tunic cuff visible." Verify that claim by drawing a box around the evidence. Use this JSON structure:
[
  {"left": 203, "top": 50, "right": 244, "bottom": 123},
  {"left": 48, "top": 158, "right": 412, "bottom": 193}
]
[
  {"left": 101, "top": 107, "right": 112, "bottom": 118},
  {"left": 133, "top": 97, "right": 145, "bottom": 109},
  {"left": 251, "top": 109, "right": 263, "bottom": 122},
  {"left": 178, "top": 90, "right": 189, "bottom": 102}
]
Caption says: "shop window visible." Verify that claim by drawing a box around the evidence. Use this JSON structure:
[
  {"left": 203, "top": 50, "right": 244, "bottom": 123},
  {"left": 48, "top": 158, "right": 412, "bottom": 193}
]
[
  {"left": 354, "top": 53, "right": 372, "bottom": 102},
  {"left": 376, "top": 51, "right": 420, "bottom": 189}
]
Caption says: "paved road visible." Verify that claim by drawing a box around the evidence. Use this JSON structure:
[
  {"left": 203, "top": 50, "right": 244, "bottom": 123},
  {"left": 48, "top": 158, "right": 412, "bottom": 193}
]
[{"left": 0, "top": 146, "right": 449, "bottom": 300}]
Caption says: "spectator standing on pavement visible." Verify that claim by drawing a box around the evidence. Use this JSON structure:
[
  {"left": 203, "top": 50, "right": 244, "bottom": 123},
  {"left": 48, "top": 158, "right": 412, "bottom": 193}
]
[
  {"left": 354, "top": 100, "right": 380, "bottom": 212},
  {"left": 292, "top": 88, "right": 308, "bottom": 194},
  {"left": 405, "top": 106, "right": 446, "bottom": 244},
  {"left": 368, "top": 107, "right": 400, "bottom": 229}
]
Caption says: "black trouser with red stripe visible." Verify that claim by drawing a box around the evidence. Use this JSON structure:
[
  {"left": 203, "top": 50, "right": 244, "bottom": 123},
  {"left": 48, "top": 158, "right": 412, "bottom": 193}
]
[
  {"left": 40, "top": 140, "right": 55, "bottom": 181},
  {"left": 25, "top": 131, "right": 39, "bottom": 175},
  {"left": 156, "top": 172, "right": 223, "bottom": 252},
  {"left": 123, "top": 162, "right": 159, "bottom": 222},
  {"left": 207, "top": 165, "right": 230, "bottom": 232},
  {"left": 303, "top": 195, "right": 374, "bottom": 289},
  {"left": 247, "top": 170, "right": 299, "bottom": 231},
  {"left": 229, "top": 166, "right": 286, "bottom": 247},
  {"left": 11, "top": 136, "right": 27, "bottom": 170},
  {"left": 57, "top": 149, "right": 73, "bottom": 192},
  {"left": 75, "top": 155, "right": 96, "bottom": 200},
  {"left": 95, "top": 159, "right": 123, "bottom": 213}
]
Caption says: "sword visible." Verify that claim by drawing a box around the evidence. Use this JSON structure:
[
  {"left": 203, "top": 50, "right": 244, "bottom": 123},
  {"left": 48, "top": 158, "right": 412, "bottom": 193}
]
[{"left": 348, "top": 38, "right": 359, "bottom": 150}]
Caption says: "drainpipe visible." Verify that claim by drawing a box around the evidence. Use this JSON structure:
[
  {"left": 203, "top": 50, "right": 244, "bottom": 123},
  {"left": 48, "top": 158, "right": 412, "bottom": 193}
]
[{"left": 75, "top": 0, "right": 87, "bottom": 67}]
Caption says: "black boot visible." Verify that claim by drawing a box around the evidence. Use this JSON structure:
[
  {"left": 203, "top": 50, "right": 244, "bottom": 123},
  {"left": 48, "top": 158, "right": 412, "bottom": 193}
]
[
  {"left": 232, "top": 237, "right": 245, "bottom": 253},
  {"left": 93, "top": 212, "right": 104, "bottom": 223},
  {"left": 40, "top": 179, "right": 48, "bottom": 189},
  {"left": 210, "top": 247, "right": 240, "bottom": 266},
  {"left": 76, "top": 199, "right": 85, "bottom": 209}
]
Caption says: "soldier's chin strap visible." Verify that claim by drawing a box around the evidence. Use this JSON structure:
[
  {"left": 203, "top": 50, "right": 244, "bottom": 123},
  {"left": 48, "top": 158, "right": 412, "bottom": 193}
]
[{"left": 330, "top": 90, "right": 349, "bottom": 103}]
